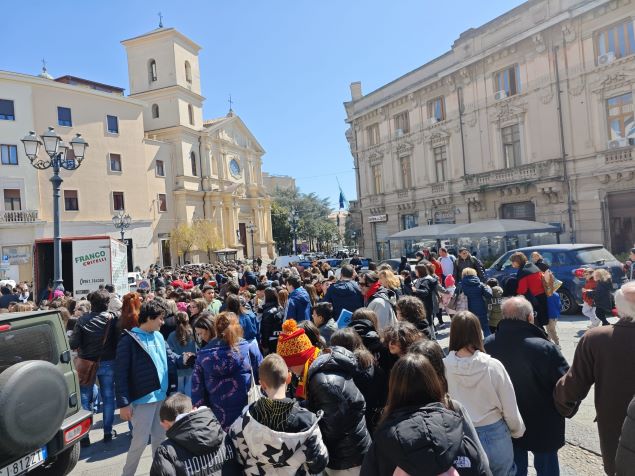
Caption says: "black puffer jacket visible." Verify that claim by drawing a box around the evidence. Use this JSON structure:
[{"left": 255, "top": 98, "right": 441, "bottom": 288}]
[
  {"left": 348, "top": 319, "right": 397, "bottom": 376},
  {"left": 69, "top": 311, "right": 118, "bottom": 361},
  {"left": 259, "top": 302, "right": 283, "bottom": 355},
  {"left": 307, "top": 346, "right": 371, "bottom": 470},
  {"left": 150, "top": 407, "right": 241, "bottom": 476},
  {"left": 353, "top": 361, "right": 388, "bottom": 435},
  {"left": 361, "top": 403, "right": 491, "bottom": 476},
  {"left": 615, "top": 395, "right": 635, "bottom": 476}
]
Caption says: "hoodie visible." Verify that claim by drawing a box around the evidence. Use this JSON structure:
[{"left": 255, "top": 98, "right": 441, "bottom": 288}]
[
  {"left": 443, "top": 350, "right": 525, "bottom": 436},
  {"left": 150, "top": 407, "right": 241, "bottom": 476},
  {"left": 229, "top": 399, "right": 329, "bottom": 475},
  {"left": 361, "top": 403, "right": 491, "bottom": 476},
  {"left": 287, "top": 287, "right": 312, "bottom": 322}
]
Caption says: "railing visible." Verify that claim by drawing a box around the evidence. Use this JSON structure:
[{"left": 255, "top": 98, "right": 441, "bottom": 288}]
[
  {"left": 0, "top": 210, "right": 39, "bottom": 223},
  {"left": 464, "top": 159, "right": 563, "bottom": 189},
  {"left": 431, "top": 183, "right": 445, "bottom": 194},
  {"left": 604, "top": 146, "right": 633, "bottom": 165},
  {"left": 397, "top": 190, "right": 410, "bottom": 199}
]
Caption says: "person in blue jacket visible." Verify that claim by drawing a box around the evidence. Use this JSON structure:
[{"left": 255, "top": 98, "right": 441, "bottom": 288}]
[
  {"left": 546, "top": 291, "right": 561, "bottom": 347},
  {"left": 457, "top": 268, "right": 493, "bottom": 337},
  {"left": 286, "top": 276, "right": 312, "bottom": 322},
  {"left": 115, "top": 300, "right": 179, "bottom": 476}
]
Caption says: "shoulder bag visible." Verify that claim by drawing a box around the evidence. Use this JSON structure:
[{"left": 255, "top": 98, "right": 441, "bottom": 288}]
[{"left": 75, "top": 316, "right": 113, "bottom": 387}]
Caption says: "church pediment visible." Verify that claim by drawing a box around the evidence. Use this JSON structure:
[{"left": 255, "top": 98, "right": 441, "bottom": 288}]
[{"left": 204, "top": 114, "right": 265, "bottom": 154}]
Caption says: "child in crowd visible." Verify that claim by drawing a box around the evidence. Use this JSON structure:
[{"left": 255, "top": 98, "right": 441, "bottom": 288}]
[
  {"left": 229, "top": 354, "right": 329, "bottom": 475},
  {"left": 150, "top": 393, "right": 240, "bottom": 476},
  {"left": 581, "top": 269, "right": 600, "bottom": 328},
  {"left": 486, "top": 278, "right": 504, "bottom": 334},
  {"left": 546, "top": 291, "right": 561, "bottom": 347},
  {"left": 440, "top": 275, "right": 456, "bottom": 315},
  {"left": 587, "top": 269, "right": 614, "bottom": 326},
  {"left": 312, "top": 302, "right": 338, "bottom": 346},
  {"left": 166, "top": 312, "right": 197, "bottom": 397}
]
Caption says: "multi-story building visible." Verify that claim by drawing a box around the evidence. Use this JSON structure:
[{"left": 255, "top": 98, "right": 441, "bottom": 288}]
[
  {"left": 345, "top": 0, "right": 635, "bottom": 260},
  {"left": 0, "top": 26, "right": 274, "bottom": 284},
  {"left": 262, "top": 172, "right": 296, "bottom": 193}
]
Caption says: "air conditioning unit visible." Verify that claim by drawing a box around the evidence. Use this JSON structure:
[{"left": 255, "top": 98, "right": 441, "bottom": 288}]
[
  {"left": 395, "top": 128, "right": 403, "bottom": 137},
  {"left": 429, "top": 117, "right": 440, "bottom": 125},
  {"left": 597, "top": 51, "right": 616, "bottom": 66},
  {"left": 608, "top": 138, "right": 629, "bottom": 149},
  {"left": 495, "top": 90, "right": 508, "bottom": 101}
]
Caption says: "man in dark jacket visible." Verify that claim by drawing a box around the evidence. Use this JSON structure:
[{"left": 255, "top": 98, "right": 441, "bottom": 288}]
[
  {"left": 0, "top": 285, "right": 19, "bottom": 309},
  {"left": 322, "top": 265, "right": 364, "bottom": 321},
  {"left": 151, "top": 393, "right": 240, "bottom": 476},
  {"left": 116, "top": 300, "right": 178, "bottom": 476},
  {"left": 454, "top": 248, "right": 485, "bottom": 282},
  {"left": 615, "top": 395, "right": 635, "bottom": 476},
  {"left": 69, "top": 289, "right": 118, "bottom": 445},
  {"left": 554, "top": 282, "right": 635, "bottom": 476},
  {"left": 484, "top": 296, "right": 569, "bottom": 476}
]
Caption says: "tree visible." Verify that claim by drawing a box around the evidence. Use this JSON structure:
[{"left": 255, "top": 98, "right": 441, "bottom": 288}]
[
  {"left": 171, "top": 222, "right": 196, "bottom": 264},
  {"left": 193, "top": 219, "right": 223, "bottom": 262},
  {"left": 271, "top": 187, "right": 337, "bottom": 253}
]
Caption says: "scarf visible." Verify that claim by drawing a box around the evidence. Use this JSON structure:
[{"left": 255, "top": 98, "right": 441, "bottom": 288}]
[
  {"left": 365, "top": 281, "right": 382, "bottom": 302},
  {"left": 295, "top": 347, "right": 321, "bottom": 400}
]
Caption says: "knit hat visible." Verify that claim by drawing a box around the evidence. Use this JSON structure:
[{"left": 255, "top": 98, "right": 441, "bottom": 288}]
[
  {"left": 276, "top": 319, "right": 316, "bottom": 367},
  {"left": 444, "top": 275, "right": 455, "bottom": 288},
  {"left": 176, "top": 301, "right": 188, "bottom": 313}
]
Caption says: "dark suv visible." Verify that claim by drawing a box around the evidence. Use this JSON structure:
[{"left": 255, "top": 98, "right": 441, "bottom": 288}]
[
  {"left": 486, "top": 244, "right": 626, "bottom": 314},
  {"left": 0, "top": 310, "right": 92, "bottom": 475}
]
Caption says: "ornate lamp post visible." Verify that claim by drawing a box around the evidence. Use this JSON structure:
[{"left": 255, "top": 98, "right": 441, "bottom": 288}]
[
  {"left": 21, "top": 128, "right": 88, "bottom": 291},
  {"left": 246, "top": 221, "right": 257, "bottom": 264},
  {"left": 112, "top": 211, "right": 132, "bottom": 241},
  {"left": 289, "top": 208, "right": 299, "bottom": 255}
]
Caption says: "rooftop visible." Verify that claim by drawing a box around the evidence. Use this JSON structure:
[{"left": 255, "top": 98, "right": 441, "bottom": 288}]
[{"left": 54, "top": 75, "right": 125, "bottom": 95}]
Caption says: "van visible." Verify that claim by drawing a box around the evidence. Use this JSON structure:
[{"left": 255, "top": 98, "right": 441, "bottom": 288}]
[{"left": 271, "top": 255, "right": 303, "bottom": 269}]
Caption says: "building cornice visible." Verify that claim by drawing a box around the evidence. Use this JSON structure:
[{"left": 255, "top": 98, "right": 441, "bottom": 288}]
[
  {"left": 0, "top": 70, "right": 146, "bottom": 107},
  {"left": 129, "top": 84, "right": 205, "bottom": 102},
  {"left": 121, "top": 27, "right": 202, "bottom": 52}
]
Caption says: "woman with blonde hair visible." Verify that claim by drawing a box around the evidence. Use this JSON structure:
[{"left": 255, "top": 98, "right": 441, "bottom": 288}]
[
  {"left": 191, "top": 312, "right": 263, "bottom": 429},
  {"left": 378, "top": 269, "right": 403, "bottom": 297}
]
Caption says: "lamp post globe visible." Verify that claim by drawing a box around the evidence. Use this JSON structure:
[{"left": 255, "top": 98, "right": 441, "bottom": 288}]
[
  {"left": 21, "top": 127, "right": 88, "bottom": 291},
  {"left": 112, "top": 211, "right": 132, "bottom": 242}
]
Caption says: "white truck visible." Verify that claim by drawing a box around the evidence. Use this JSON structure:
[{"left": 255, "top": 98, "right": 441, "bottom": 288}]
[{"left": 34, "top": 236, "right": 128, "bottom": 299}]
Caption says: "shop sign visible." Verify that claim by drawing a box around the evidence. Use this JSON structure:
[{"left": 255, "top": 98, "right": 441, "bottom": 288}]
[{"left": 368, "top": 215, "right": 388, "bottom": 223}]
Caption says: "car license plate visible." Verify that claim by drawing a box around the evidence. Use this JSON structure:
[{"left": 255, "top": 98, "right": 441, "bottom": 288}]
[{"left": 0, "top": 447, "right": 47, "bottom": 476}]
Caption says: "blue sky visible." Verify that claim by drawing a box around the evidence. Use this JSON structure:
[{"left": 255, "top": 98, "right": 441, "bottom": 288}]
[{"left": 2, "top": 0, "right": 524, "bottom": 210}]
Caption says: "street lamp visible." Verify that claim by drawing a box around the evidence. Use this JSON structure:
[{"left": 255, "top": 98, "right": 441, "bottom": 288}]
[
  {"left": 246, "top": 221, "right": 257, "bottom": 264},
  {"left": 112, "top": 211, "right": 132, "bottom": 241},
  {"left": 21, "top": 128, "right": 88, "bottom": 291},
  {"left": 289, "top": 208, "right": 299, "bottom": 255}
]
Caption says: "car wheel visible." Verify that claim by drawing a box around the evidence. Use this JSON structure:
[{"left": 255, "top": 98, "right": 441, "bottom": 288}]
[
  {"left": 31, "top": 442, "right": 80, "bottom": 476},
  {"left": 560, "top": 289, "right": 579, "bottom": 315},
  {"left": 0, "top": 361, "right": 68, "bottom": 459}
]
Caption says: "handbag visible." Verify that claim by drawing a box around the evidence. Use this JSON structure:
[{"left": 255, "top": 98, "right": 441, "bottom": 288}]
[
  {"left": 447, "top": 289, "right": 468, "bottom": 315},
  {"left": 247, "top": 362, "right": 263, "bottom": 405},
  {"left": 75, "top": 316, "right": 113, "bottom": 387}
]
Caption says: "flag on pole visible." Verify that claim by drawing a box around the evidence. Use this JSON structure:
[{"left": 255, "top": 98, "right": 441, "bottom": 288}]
[{"left": 337, "top": 177, "right": 347, "bottom": 210}]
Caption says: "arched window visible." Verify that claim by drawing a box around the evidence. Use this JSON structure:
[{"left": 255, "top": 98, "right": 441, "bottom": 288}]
[
  {"left": 190, "top": 151, "right": 197, "bottom": 176},
  {"left": 188, "top": 104, "right": 194, "bottom": 126},
  {"left": 151, "top": 104, "right": 159, "bottom": 118},
  {"left": 149, "top": 59, "right": 157, "bottom": 82},
  {"left": 185, "top": 61, "right": 192, "bottom": 83}
]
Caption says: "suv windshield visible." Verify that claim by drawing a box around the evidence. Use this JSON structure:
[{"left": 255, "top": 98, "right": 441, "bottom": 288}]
[{"left": 576, "top": 247, "right": 618, "bottom": 265}]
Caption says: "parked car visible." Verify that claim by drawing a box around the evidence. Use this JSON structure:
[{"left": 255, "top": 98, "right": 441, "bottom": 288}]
[
  {"left": 335, "top": 257, "right": 370, "bottom": 278},
  {"left": 0, "top": 309, "right": 93, "bottom": 475},
  {"left": 271, "top": 255, "right": 303, "bottom": 269},
  {"left": 379, "top": 258, "right": 419, "bottom": 273},
  {"left": 127, "top": 271, "right": 143, "bottom": 292},
  {"left": 486, "top": 244, "right": 626, "bottom": 314}
]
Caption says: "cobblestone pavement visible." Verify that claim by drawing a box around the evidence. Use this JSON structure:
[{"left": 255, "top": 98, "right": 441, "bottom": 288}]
[{"left": 72, "top": 314, "right": 610, "bottom": 475}]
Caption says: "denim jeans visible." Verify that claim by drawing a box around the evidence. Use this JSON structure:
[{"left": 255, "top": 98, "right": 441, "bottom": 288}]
[
  {"left": 177, "top": 374, "right": 192, "bottom": 398},
  {"left": 80, "top": 359, "right": 116, "bottom": 436},
  {"left": 513, "top": 446, "right": 559, "bottom": 476},
  {"left": 476, "top": 419, "right": 516, "bottom": 476}
]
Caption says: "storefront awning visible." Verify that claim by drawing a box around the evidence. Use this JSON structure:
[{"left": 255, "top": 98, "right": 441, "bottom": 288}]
[{"left": 388, "top": 224, "right": 458, "bottom": 240}]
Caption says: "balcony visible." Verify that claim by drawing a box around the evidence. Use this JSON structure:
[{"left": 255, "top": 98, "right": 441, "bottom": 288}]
[
  {"left": 0, "top": 210, "right": 39, "bottom": 224},
  {"left": 464, "top": 159, "right": 563, "bottom": 190},
  {"left": 603, "top": 145, "right": 633, "bottom": 165}
]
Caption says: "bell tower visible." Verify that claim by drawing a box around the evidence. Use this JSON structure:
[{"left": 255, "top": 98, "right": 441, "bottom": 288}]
[{"left": 121, "top": 27, "right": 204, "bottom": 130}]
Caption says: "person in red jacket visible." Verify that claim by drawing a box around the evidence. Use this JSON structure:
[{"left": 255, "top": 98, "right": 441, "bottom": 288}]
[{"left": 511, "top": 252, "right": 548, "bottom": 328}]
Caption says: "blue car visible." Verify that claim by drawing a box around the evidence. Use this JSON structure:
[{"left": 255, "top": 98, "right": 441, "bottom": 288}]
[{"left": 486, "top": 244, "right": 626, "bottom": 314}]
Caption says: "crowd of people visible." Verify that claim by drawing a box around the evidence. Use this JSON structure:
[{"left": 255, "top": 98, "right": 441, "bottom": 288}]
[{"left": 0, "top": 248, "right": 634, "bottom": 476}]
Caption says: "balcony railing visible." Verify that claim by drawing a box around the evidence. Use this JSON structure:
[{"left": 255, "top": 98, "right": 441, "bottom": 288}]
[
  {"left": 604, "top": 145, "right": 633, "bottom": 165},
  {"left": 0, "top": 210, "right": 39, "bottom": 223},
  {"left": 464, "top": 159, "right": 563, "bottom": 189}
]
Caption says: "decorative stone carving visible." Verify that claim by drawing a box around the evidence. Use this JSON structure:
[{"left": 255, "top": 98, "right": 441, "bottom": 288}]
[
  {"left": 396, "top": 141, "right": 414, "bottom": 155},
  {"left": 532, "top": 33, "right": 546, "bottom": 53},
  {"left": 539, "top": 85, "right": 554, "bottom": 104},
  {"left": 562, "top": 22, "right": 576, "bottom": 43},
  {"left": 446, "top": 76, "right": 456, "bottom": 92},
  {"left": 569, "top": 75, "right": 585, "bottom": 96},
  {"left": 490, "top": 100, "right": 527, "bottom": 124},
  {"left": 464, "top": 193, "right": 484, "bottom": 211},
  {"left": 540, "top": 182, "right": 563, "bottom": 204},
  {"left": 424, "top": 128, "right": 451, "bottom": 148},
  {"left": 460, "top": 68, "right": 472, "bottom": 86},
  {"left": 368, "top": 150, "right": 384, "bottom": 165}
]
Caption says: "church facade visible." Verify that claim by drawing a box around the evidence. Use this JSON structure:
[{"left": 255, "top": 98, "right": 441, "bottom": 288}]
[{"left": 0, "top": 26, "right": 274, "bottom": 284}]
